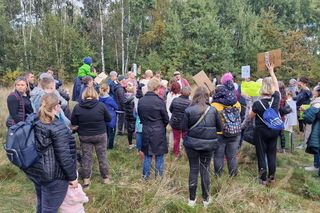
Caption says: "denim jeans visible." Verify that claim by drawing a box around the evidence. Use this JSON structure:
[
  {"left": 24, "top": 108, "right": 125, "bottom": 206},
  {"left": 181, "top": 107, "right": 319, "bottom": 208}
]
[
  {"left": 136, "top": 132, "right": 142, "bottom": 151},
  {"left": 107, "top": 127, "right": 116, "bottom": 149},
  {"left": 29, "top": 178, "right": 68, "bottom": 213},
  {"left": 143, "top": 154, "right": 164, "bottom": 179},
  {"left": 185, "top": 147, "right": 212, "bottom": 201},
  {"left": 214, "top": 135, "right": 240, "bottom": 177}
]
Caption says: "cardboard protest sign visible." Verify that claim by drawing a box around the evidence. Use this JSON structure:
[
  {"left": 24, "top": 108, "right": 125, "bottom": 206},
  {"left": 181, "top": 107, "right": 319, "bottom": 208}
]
[
  {"left": 192, "top": 70, "right": 215, "bottom": 92},
  {"left": 257, "top": 49, "right": 281, "bottom": 71},
  {"left": 241, "top": 81, "right": 262, "bottom": 97},
  {"left": 94, "top": 72, "right": 108, "bottom": 84},
  {"left": 241, "top": 65, "right": 250, "bottom": 79}
]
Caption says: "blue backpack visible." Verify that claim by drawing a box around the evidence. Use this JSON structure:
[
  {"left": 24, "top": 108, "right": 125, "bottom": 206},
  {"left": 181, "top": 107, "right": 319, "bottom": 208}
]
[
  {"left": 3, "top": 113, "right": 40, "bottom": 169},
  {"left": 258, "top": 98, "right": 284, "bottom": 131}
]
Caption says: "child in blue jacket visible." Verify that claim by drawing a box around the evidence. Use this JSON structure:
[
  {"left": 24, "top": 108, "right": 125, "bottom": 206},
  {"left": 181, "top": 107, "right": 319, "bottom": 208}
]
[{"left": 99, "top": 83, "right": 119, "bottom": 149}]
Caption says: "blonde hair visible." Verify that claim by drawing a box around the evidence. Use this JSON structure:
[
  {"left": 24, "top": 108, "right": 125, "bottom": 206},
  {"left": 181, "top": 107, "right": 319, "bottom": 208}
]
[
  {"left": 260, "top": 77, "right": 275, "bottom": 96},
  {"left": 82, "top": 86, "right": 99, "bottom": 100},
  {"left": 39, "top": 93, "right": 59, "bottom": 124},
  {"left": 145, "top": 70, "right": 153, "bottom": 78},
  {"left": 99, "top": 83, "right": 110, "bottom": 96},
  {"left": 147, "top": 77, "right": 161, "bottom": 92}
]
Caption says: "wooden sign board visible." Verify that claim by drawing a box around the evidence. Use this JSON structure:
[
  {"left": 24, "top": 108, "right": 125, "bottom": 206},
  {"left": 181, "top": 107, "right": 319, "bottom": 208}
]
[
  {"left": 257, "top": 49, "right": 281, "bottom": 71},
  {"left": 192, "top": 70, "right": 215, "bottom": 92},
  {"left": 94, "top": 72, "right": 108, "bottom": 84}
]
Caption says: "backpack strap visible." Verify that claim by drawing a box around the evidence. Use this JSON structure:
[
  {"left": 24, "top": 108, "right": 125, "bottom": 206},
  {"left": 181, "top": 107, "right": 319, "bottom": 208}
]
[
  {"left": 259, "top": 97, "right": 274, "bottom": 110},
  {"left": 190, "top": 106, "right": 210, "bottom": 130}
]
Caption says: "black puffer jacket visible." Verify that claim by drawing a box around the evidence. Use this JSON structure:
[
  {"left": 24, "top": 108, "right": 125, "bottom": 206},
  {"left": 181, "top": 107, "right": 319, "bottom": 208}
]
[
  {"left": 182, "top": 104, "right": 222, "bottom": 150},
  {"left": 169, "top": 96, "right": 191, "bottom": 130},
  {"left": 71, "top": 99, "right": 111, "bottom": 136},
  {"left": 114, "top": 84, "right": 126, "bottom": 110},
  {"left": 25, "top": 119, "right": 77, "bottom": 183}
]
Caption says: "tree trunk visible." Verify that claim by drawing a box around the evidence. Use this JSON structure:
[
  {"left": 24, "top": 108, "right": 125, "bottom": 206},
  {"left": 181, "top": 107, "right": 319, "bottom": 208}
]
[
  {"left": 133, "top": 20, "right": 142, "bottom": 61},
  {"left": 114, "top": 32, "right": 119, "bottom": 71},
  {"left": 20, "top": 0, "right": 28, "bottom": 69},
  {"left": 121, "top": 0, "right": 125, "bottom": 75},
  {"left": 99, "top": 0, "right": 105, "bottom": 72},
  {"left": 125, "top": 0, "right": 130, "bottom": 73}
]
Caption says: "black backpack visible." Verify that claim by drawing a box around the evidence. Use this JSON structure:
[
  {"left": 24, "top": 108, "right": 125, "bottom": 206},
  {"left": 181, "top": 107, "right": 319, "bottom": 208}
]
[{"left": 3, "top": 113, "right": 40, "bottom": 169}]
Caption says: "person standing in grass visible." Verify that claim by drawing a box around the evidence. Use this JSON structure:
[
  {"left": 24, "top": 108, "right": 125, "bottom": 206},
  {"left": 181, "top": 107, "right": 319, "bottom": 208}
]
[
  {"left": 124, "top": 82, "right": 136, "bottom": 149},
  {"left": 99, "top": 83, "right": 119, "bottom": 149},
  {"left": 182, "top": 86, "right": 222, "bottom": 208},
  {"left": 6, "top": 77, "right": 33, "bottom": 128},
  {"left": 249, "top": 63, "right": 281, "bottom": 186},
  {"left": 169, "top": 86, "right": 191, "bottom": 160},
  {"left": 71, "top": 87, "right": 112, "bottom": 187},
  {"left": 211, "top": 72, "right": 242, "bottom": 177},
  {"left": 25, "top": 93, "right": 78, "bottom": 213},
  {"left": 138, "top": 77, "right": 169, "bottom": 180},
  {"left": 303, "top": 84, "right": 320, "bottom": 173}
]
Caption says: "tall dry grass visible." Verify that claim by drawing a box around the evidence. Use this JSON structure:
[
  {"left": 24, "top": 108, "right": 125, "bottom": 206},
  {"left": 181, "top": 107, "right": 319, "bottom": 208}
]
[{"left": 0, "top": 86, "right": 320, "bottom": 212}]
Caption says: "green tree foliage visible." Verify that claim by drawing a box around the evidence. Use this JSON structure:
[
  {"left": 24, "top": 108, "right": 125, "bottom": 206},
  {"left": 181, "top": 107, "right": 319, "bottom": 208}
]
[{"left": 0, "top": 0, "right": 319, "bottom": 83}]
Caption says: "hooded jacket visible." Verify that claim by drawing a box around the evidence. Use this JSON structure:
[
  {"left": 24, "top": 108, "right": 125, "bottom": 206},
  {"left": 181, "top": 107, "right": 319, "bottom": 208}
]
[
  {"left": 77, "top": 64, "right": 96, "bottom": 78},
  {"left": 71, "top": 99, "right": 111, "bottom": 136},
  {"left": 212, "top": 81, "right": 238, "bottom": 106}
]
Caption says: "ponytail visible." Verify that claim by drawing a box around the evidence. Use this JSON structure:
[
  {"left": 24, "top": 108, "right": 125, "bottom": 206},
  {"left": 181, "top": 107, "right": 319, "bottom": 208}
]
[{"left": 38, "top": 93, "right": 59, "bottom": 124}]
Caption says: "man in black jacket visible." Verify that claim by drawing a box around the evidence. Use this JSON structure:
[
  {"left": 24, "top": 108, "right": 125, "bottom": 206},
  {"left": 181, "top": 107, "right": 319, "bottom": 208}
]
[{"left": 115, "top": 75, "right": 127, "bottom": 135}]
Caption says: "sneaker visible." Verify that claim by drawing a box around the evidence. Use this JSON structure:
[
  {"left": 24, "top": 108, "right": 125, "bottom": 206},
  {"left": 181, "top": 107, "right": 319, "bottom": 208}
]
[
  {"left": 259, "top": 179, "right": 267, "bottom": 186},
  {"left": 305, "top": 165, "right": 319, "bottom": 172},
  {"left": 203, "top": 197, "right": 212, "bottom": 208},
  {"left": 103, "top": 177, "right": 111, "bottom": 184},
  {"left": 296, "top": 144, "right": 305, "bottom": 149},
  {"left": 188, "top": 199, "right": 196, "bottom": 208},
  {"left": 129, "top": 144, "right": 134, "bottom": 149}
]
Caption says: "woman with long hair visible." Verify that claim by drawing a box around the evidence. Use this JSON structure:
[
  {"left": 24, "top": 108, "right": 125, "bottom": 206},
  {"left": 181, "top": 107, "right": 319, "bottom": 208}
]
[
  {"left": 6, "top": 77, "right": 33, "bottom": 127},
  {"left": 182, "top": 86, "right": 222, "bottom": 208},
  {"left": 25, "top": 93, "right": 77, "bottom": 212}
]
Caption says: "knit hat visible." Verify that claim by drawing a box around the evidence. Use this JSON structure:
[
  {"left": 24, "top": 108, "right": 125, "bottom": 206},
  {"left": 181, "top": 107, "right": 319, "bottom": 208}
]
[
  {"left": 118, "top": 75, "right": 125, "bottom": 82},
  {"left": 220, "top": 72, "right": 234, "bottom": 85},
  {"left": 83, "top": 57, "right": 92, "bottom": 65}
]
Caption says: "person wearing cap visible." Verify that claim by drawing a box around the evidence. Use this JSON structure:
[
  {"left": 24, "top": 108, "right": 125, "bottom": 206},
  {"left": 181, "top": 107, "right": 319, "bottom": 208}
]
[
  {"left": 114, "top": 75, "right": 127, "bottom": 135},
  {"left": 77, "top": 57, "right": 97, "bottom": 78},
  {"left": 173, "top": 71, "right": 190, "bottom": 88}
]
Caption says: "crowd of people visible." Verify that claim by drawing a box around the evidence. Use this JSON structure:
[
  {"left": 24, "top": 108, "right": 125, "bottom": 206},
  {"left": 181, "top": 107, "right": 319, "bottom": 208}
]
[{"left": 5, "top": 56, "right": 320, "bottom": 211}]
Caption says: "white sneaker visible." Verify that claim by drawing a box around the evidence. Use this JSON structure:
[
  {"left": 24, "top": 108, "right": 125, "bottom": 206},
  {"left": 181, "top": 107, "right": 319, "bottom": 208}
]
[
  {"left": 203, "top": 197, "right": 212, "bottom": 208},
  {"left": 305, "top": 166, "right": 318, "bottom": 172},
  {"left": 296, "top": 144, "right": 304, "bottom": 149},
  {"left": 188, "top": 199, "right": 196, "bottom": 208}
]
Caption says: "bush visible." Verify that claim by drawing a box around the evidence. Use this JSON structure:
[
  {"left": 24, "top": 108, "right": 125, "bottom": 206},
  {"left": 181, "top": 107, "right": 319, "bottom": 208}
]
[{"left": 0, "top": 70, "right": 24, "bottom": 87}]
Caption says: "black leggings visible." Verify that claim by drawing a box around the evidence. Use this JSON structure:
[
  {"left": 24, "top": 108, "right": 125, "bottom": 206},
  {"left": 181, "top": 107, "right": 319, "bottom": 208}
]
[
  {"left": 185, "top": 147, "right": 212, "bottom": 201},
  {"left": 254, "top": 127, "right": 279, "bottom": 181}
]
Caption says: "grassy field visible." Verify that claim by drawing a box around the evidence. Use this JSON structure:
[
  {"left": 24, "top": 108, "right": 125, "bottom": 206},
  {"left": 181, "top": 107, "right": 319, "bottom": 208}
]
[{"left": 0, "top": 86, "right": 320, "bottom": 213}]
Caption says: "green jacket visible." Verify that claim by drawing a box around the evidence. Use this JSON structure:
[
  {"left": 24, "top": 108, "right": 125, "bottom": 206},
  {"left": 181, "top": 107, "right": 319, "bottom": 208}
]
[{"left": 77, "top": 64, "right": 97, "bottom": 78}]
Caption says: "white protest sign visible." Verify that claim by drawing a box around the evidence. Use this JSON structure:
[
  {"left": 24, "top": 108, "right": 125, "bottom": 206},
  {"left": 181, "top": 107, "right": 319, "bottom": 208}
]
[
  {"left": 241, "top": 65, "right": 250, "bottom": 79},
  {"left": 94, "top": 72, "right": 108, "bottom": 84}
]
